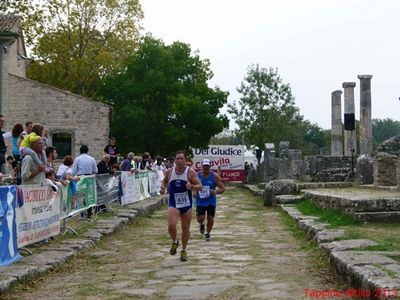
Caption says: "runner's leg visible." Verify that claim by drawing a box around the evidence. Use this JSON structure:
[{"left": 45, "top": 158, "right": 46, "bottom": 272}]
[
  {"left": 180, "top": 209, "right": 192, "bottom": 250},
  {"left": 206, "top": 205, "right": 216, "bottom": 233},
  {"left": 168, "top": 207, "right": 180, "bottom": 241}
]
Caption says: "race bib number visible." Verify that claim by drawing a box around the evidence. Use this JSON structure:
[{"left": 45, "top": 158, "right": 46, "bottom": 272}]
[
  {"left": 174, "top": 192, "right": 190, "bottom": 208},
  {"left": 198, "top": 186, "right": 210, "bottom": 199}
]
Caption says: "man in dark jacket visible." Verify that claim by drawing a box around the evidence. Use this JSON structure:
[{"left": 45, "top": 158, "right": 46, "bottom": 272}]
[{"left": 97, "top": 154, "right": 111, "bottom": 174}]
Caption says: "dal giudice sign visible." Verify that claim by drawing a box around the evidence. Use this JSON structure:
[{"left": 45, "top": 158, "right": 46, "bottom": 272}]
[{"left": 191, "top": 145, "right": 245, "bottom": 182}]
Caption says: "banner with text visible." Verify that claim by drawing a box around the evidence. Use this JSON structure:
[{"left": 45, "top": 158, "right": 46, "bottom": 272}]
[
  {"left": 191, "top": 145, "right": 245, "bottom": 182},
  {"left": 0, "top": 186, "right": 21, "bottom": 266},
  {"left": 16, "top": 185, "right": 61, "bottom": 248},
  {"left": 120, "top": 171, "right": 151, "bottom": 205},
  {"left": 60, "top": 176, "right": 97, "bottom": 219}
]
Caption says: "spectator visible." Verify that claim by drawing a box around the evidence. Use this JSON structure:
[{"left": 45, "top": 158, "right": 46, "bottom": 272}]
[
  {"left": 72, "top": 145, "right": 97, "bottom": 218},
  {"left": 11, "top": 123, "right": 24, "bottom": 161},
  {"left": 97, "top": 154, "right": 111, "bottom": 174},
  {"left": 142, "top": 152, "right": 153, "bottom": 170},
  {"left": 152, "top": 156, "right": 166, "bottom": 172},
  {"left": 42, "top": 127, "right": 52, "bottom": 150},
  {"left": 45, "top": 170, "right": 60, "bottom": 192},
  {"left": 104, "top": 137, "right": 120, "bottom": 167},
  {"left": 244, "top": 162, "right": 250, "bottom": 183},
  {"left": 45, "top": 146, "right": 58, "bottom": 172},
  {"left": 6, "top": 156, "right": 17, "bottom": 176},
  {"left": 21, "top": 121, "right": 33, "bottom": 139},
  {"left": 120, "top": 152, "right": 135, "bottom": 171},
  {"left": 136, "top": 156, "right": 144, "bottom": 170},
  {"left": 20, "top": 124, "right": 48, "bottom": 171},
  {"left": 0, "top": 115, "right": 8, "bottom": 174},
  {"left": 21, "top": 137, "right": 46, "bottom": 185},
  {"left": 72, "top": 145, "right": 98, "bottom": 176},
  {"left": 111, "top": 163, "right": 119, "bottom": 176},
  {"left": 165, "top": 157, "right": 175, "bottom": 169},
  {"left": 57, "top": 155, "right": 79, "bottom": 182}
]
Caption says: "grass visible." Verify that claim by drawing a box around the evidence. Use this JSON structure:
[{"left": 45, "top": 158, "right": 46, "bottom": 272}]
[
  {"left": 373, "top": 264, "right": 398, "bottom": 279},
  {"left": 291, "top": 198, "right": 400, "bottom": 253},
  {"left": 294, "top": 199, "right": 359, "bottom": 228}
]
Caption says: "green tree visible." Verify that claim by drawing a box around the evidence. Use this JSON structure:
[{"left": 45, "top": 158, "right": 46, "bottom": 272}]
[
  {"left": 372, "top": 118, "right": 400, "bottom": 148},
  {"left": 228, "top": 64, "right": 304, "bottom": 149},
  {"left": 101, "top": 36, "right": 229, "bottom": 156},
  {"left": 300, "top": 121, "right": 329, "bottom": 155},
  {"left": 2, "top": 0, "right": 143, "bottom": 99}
]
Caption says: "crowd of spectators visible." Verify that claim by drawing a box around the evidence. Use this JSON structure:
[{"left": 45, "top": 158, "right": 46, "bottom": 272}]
[{"left": 0, "top": 115, "right": 172, "bottom": 190}]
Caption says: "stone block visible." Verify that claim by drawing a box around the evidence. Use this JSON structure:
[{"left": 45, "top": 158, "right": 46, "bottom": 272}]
[
  {"left": 356, "top": 154, "right": 374, "bottom": 185},
  {"left": 374, "top": 152, "right": 398, "bottom": 186}
]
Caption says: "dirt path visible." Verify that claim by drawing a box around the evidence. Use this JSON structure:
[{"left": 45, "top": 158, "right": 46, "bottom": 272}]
[{"left": 9, "top": 186, "right": 342, "bottom": 299}]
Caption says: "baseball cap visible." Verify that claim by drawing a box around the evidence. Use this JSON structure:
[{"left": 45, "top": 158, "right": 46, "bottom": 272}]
[{"left": 201, "top": 159, "right": 211, "bottom": 166}]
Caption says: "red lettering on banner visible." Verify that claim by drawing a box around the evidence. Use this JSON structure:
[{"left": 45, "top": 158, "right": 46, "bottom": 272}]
[{"left": 221, "top": 170, "right": 245, "bottom": 182}]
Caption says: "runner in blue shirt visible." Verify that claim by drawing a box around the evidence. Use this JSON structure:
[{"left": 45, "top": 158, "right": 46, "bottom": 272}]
[
  {"left": 196, "top": 159, "right": 225, "bottom": 241},
  {"left": 160, "top": 151, "right": 202, "bottom": 261}
]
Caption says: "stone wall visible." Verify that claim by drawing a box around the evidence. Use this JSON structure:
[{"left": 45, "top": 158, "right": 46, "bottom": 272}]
[
  {"left": 260, "top": 141, "right": 355, "bottom": 183},
  {"left": 373, "top": 136, "right": 400, "bottom": 187},
  {"left": 6, "top": 22, "right": 27, "bottom": 78},
  {"left": 302, "top": 155, "right": 353, "bottom": 182},
  {"left": 6, "top": 75, "right": 110, "bottom": 161}
]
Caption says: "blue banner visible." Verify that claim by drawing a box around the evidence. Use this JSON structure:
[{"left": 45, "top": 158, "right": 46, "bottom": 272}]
[{"left": 0, "top": 186, "right": 21, "bottom": 266}]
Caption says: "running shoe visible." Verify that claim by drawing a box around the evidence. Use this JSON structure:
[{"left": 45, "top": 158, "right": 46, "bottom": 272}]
[
  {"left": 205, "top": 233, "right": 211, "bottom": 241},
  {"left": 199, "top": 223, "right": 205, "bottom": 235},
  {"left": 180, "top": 250, "right": 188, "bottom": 261},
  {"left": 170, "top": 240, "right": 179, "bottom": 255}
]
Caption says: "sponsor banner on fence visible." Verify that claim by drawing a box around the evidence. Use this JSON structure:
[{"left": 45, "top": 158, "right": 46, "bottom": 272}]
[
  {"left": 16, "top": 185, "right": 61, "bottom": 248},
  {"left": 96, "top": 174, "right": 120, "bottom": 206},
  {"left": 120, "top": 171, "right": 137, "bottom": 205},
  {"left": 120, "top": 171, "right": 152, "bottom": 205},
  {"left": 191, "top": 145, "right": 245, "bottom": 182},
  {"left": 136, "top": 171, "right": 150, "bottom": 201},
  {"left": 60, "top": 176, "right": 97, "bottom": 219},
  {"left": 0, "top": 186, "right": 21, "bottom": 266},
  {"left": 148, "top": 170, "right": 162, "bottom": 196}
]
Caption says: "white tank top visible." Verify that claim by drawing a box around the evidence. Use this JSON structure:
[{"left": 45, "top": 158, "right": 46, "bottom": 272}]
[{"left": 169, "top": 166, "right": 189, "bottom": 183}]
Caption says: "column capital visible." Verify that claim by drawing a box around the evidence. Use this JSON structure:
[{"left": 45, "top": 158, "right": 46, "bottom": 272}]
[
  {"left": 358, "top": 75, "right": 373, "bottom": 80},
  {"left": 332, "top": 90, "right": 342, "bottom": 95},
  {"left": 342, "top": 82, "right": 356, "bottom": 88}
]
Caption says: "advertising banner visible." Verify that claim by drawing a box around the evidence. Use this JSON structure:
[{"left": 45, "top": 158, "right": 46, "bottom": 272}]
[
  {"left": 60, "top": 176, "right": 97, "bottom": 219},
  {"left": 120, "top": 171, "right": 137, "bottom": 205},
  {"left": 16, "top": 185, "right": 61, "bottom": 247},
  {"left": 191, "top": 145, "right": 245, "bottom": 182},
  {"left": 96, "top": 174, "right": 120, "bottom": 206},
  {"left": 136, "top": 171, "right": 150, "bottom": 201},
  {"left": 0, "top": 186, "right": 21, "bottom": 265},
  {"left": 148, "top": 170, "right": 162, "bottom": 196},
  {"left": 120, "top": 171, "right": 152, "bottom": 205}
]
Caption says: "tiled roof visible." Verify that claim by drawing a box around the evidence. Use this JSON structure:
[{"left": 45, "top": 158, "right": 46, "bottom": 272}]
[{"left": 0, "top": 14, "right": 20, "bottom": 32}]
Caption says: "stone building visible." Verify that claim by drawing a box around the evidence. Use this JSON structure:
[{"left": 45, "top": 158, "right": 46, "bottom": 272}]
[{"left": 0, "top": 15, "right": 110, "bottom": 161}]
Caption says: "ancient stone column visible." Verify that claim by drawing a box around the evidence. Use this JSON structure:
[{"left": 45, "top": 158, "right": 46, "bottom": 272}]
[
  {"left": 343, "top": 82, "right": 357, "bottom": 156},
  {"left": 358, "top": 75, "right": 373, "bottom": 155},
  {"left": 331, "top": 90, "right": 343, "bottom": 156}
]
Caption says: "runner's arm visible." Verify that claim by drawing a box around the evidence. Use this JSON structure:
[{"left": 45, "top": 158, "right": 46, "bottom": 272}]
[
  {"left": 160, "top": 169, "right": 171, "bottom": 194},
  {"left": 214, "top": 173, "right": 225, "bottom": 195},
  {"left": 187, "top": 169, "right": 202, "bottom": 192}
]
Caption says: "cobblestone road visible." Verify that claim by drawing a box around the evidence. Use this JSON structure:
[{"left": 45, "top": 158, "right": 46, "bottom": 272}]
[{"left": 10, "top": 186, "right": 342, "bottom": 299}]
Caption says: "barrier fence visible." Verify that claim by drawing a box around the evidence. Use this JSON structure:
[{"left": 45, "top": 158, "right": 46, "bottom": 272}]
[{"left": 0, "top": 170, "right": 163, "bottom": 266}]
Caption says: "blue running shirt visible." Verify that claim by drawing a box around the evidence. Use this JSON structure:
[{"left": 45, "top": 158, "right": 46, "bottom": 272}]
[{"left": 196, "top": 171, "right": 217, "bottom": 207}]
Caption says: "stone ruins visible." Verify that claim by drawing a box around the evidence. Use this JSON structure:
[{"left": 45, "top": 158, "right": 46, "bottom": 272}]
[{"left": 257, "top": 74, "right": 400, "bottom": 188}]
